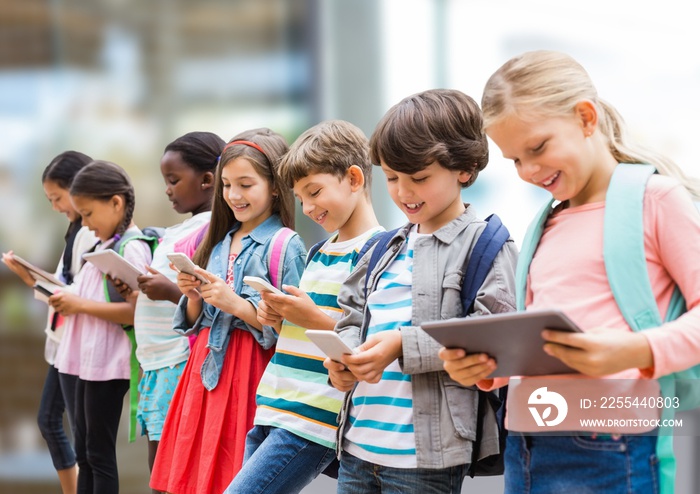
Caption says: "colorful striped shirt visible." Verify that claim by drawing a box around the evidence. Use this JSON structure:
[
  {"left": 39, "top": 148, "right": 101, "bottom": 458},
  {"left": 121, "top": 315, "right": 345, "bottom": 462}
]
[
  {"left": 344, "top": 226, "right": 427, "bottom": 468},
  {"left": 254, "top": 227, "right": 384, "bottom": 448}
]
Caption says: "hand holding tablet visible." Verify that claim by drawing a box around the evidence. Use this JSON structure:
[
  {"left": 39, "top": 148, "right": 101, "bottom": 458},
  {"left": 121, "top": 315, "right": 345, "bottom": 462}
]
[
  {"left": 422, "top": 309, "right": 582, "bottom": 377},
  {"left": 7, "top": 253, "right": 66, "bottom": 287},
  {"left": 83, "top": 250, "right": 144, "bottom": 291}
]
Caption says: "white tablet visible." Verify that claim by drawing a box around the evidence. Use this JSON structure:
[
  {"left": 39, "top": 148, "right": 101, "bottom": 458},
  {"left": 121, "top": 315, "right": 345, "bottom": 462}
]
[
  {"left": 305, "top": 329, "right": 358, "bottom": 362},
  {"left": 10, "top": 254, "right": 66, "bottom": 287},
  {"left": 243, "top": 275, "right": 283, "bottom": 296},
  {"left": 83, "top": 249, "right": 144, "bottom": 291},
  {"left": 421, "top": 309, "right": 583, "bottom": 378}
]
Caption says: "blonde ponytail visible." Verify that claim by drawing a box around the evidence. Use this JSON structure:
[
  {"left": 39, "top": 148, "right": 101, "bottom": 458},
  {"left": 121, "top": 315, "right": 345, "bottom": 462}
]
[{"left": 482, "top": 50, "right": 700, "bottom": 200}]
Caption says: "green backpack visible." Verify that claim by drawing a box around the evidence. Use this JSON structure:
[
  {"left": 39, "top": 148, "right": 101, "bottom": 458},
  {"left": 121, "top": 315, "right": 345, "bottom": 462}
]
[
  {"left": 516, "top": 163, "right": 700, "bottom": 494},
  {"left": 105, "top": 227, "right": 163, "bottom": 442}
]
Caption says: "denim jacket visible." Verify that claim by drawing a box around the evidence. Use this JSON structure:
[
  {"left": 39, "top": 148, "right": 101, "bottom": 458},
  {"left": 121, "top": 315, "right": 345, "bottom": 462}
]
[
  {"left": 173, "top": 214, "right": 306, "bottom": 391},
  {"left": 334, "top": 206, "right": 518, "bottom": 469}
]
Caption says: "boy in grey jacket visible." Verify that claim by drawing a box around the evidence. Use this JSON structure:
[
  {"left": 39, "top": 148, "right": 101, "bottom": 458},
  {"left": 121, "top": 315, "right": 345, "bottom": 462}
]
[{"left": 325, "top": 89, "right": 518, "bottom": 493}]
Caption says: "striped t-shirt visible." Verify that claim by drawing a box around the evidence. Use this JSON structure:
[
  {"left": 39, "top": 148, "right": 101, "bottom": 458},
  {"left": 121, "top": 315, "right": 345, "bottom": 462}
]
[
  {"left": 254, "top": 226, "right": 383, "bottom": 448},
  {"left": 344, "top": 226, "right": 427, "bottom": 468},
  {"left": 133, "top": 212, "right": 210, "bottom": 371}
]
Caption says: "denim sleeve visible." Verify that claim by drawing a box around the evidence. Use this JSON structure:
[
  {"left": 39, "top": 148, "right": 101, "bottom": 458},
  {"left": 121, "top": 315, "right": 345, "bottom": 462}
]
[{"left": 172, "top": 293, "right": 206, "bottom": 337}]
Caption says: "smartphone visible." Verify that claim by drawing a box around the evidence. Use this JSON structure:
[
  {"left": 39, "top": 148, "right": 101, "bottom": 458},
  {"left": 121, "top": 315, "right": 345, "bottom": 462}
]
[
  {"left": 243, "top": 275, "right": 283, "bottom": 296},
  {"left": 166, "top": 253, "right": 210, "bottom": 284},
  {"left": 33, "top": 283, "right": 54, "bottom": 297},
  {"left": 305, "top": 329, "right": 358, "bottom": 362}
]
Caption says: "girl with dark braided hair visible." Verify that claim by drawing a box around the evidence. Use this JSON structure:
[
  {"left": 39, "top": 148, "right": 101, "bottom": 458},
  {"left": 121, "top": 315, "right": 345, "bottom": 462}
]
[{"left": 50, "top": 160, "right": 153, "bottom": 494}]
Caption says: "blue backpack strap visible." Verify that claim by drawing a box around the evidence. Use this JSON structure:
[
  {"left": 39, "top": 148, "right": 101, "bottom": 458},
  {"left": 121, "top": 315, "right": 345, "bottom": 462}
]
[
  {"left": 463, "top": 214, "right": 511, "bottom": 478},
  {"left": 305, "top": 239, "right": 326, "bottom": 267},
  {"left": 603, "top": 163, "right": 663, "bottom": 330},
  {"left": 363, "top": 228, "right": 400, "bottom": 299},
  {"left": 356, "top": 231, "right": 383, "bottom": 262},
  {"left": 515, "top": 199, "right": 556, "bottom": 311},
  {"left": 461, "top": 214, "right": 511, "bottom": 315}
]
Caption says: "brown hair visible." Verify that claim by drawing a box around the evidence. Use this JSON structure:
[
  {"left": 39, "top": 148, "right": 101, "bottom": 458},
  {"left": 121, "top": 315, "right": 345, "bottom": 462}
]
[
  {"left": 69, "top": 160, "right": 135, "bottom": 237},
  {"left": 369, "top": 89, "right": 488, "bottom": 188},
  {"left": 193, "top": 128, "right": 292, "bottom": 267},
  {"left": 278, "top": 120, "right": 373, "bottom": 191}
]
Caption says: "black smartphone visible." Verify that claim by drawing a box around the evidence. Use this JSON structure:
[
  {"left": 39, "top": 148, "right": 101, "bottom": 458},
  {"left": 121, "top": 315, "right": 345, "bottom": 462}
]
[{"left": 33, "top": 284, "right": 54, "bottom": 297}]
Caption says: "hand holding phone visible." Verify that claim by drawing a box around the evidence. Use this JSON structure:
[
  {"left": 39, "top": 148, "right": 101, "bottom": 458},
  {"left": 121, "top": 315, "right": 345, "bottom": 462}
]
[
  {"left": 166, "top": 253, "right": 210, "bottom": 284},
  {"left": 305, "top": 329, "right": 358, "bottom": 362},
  {"left": 243, "top": 275, "right": 283, "bottom": 296}
]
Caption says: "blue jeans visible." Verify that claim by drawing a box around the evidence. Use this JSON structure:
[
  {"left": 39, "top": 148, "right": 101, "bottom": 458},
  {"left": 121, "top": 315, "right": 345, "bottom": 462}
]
[
  {"left": 38, "top": 366, "right": 77, "bottom": 470},
  {"left": 224, "top": 425, "right": 336, "bottom": 494},
  {"left": 337, "top": 452, "right": 468, "bottom": 494},
  {"left": 505, "top": 434, "right": 659, "bottom": 494}
]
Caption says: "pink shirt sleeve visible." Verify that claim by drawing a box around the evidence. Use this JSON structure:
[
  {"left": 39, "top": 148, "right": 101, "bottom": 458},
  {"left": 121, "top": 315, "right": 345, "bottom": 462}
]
[
  {"left": 638, "top": 179, "right": 700, "bottom": 378},
  {"left": 477, "top": 377, "right": 509, "bottom": 391}
]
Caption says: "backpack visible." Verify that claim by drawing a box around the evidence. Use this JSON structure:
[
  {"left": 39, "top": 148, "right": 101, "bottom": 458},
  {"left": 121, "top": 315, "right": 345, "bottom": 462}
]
[
  {"left": 516, "top": 163, "right": 700, "bottom": 494},
  {"left": 305, "top": 231, "right": 384, "bottom": 268},
  {"left": 102, "top": 226, "right": 164, "bottom": 443},
  {"left": 303, "top": 230, "right": 383, "bottom": 479},
  {"left": 267, "top": 227, "right": 298, "bottom": 290},
  {"left": 363, "top": 214, "right": 512, "bottom": 477}
]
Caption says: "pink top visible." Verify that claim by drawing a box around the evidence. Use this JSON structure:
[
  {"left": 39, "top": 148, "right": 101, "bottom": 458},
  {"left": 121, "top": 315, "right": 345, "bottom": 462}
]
[
  {"left": 54, "top": 232, "right": 153, "bottom": 381},
  {"left": 482, "top": 175, "right": 700, "bottom": 391}
]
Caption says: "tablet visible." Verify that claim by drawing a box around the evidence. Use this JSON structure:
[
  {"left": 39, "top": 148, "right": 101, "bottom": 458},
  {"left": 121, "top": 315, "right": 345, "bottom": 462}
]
[
  {"left": 83, "top": 249, "right": 144, "bottom": 291},
  {"left": 10, "top": 254, "right": 66, "bottom": 287},
  {"left": 421, "top": 309, "right": 582, "bottom": 377}
]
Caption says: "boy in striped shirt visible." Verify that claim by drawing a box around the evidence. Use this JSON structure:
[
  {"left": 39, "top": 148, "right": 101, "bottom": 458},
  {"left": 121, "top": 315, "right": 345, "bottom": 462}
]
[
  {"left": 225, "top": 120, "right": 383, "bottom": 494},
  {"left": 325, "top": 90, "right": 518, "bottom": 493}
]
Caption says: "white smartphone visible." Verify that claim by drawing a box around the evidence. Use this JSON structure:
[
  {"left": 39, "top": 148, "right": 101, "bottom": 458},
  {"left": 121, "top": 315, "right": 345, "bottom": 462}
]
[
  {"left": 243, "top": 275, "right": 283, "bottom": 296},
  {"left": 166, "top": 253, "right": 210, "bottom": 284},
  {"left": 305, "top": 329, "right": 358, "bottom": 362}
]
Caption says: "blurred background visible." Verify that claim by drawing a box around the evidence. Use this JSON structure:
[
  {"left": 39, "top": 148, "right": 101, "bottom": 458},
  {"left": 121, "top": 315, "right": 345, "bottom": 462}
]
[{"left": 1, "top": 0, "right": 699, "bottom": 492}]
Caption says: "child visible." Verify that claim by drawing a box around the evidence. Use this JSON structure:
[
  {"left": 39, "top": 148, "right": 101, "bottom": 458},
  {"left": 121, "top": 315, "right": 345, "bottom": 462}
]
[
  {"left": 441, "top": 50, "right": 700, "bottom": 493},
  {"left": 1, "top": 151, "right": 95, "bottom": 494},
  {"left": 225, "top": 120, "right": 383, "bottom": 494},
  {"left": 49, "top": 160, "right": 153, "bottom": 494},
  {"left": 325, "top": 89, "right": 518, "bottom": 494},
  {"left": 149, "top": 128, "right": 307, "bottom": 494},
  {"left": 113, "top": 131, "right": 224, "bottom": 491}
]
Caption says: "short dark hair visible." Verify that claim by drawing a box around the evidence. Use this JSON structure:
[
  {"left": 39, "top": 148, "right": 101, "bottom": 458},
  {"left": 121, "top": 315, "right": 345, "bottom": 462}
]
[
  {"left": 278, "top": 120, "right": 372, "bottom": 190},
  {"left": 41, "top": 151, "right": 93, "bottom": 189},
  {"left": 369, "top": 89, "right": 488, "bottom": 188},
  {"left": 163, "top": 131, "right": 225, "bottom": 172}
]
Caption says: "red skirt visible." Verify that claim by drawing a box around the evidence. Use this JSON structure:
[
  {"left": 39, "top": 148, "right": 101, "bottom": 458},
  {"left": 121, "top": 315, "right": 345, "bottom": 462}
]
[{"left": 150, "top": 327, "right": 274, "bottom": 494}]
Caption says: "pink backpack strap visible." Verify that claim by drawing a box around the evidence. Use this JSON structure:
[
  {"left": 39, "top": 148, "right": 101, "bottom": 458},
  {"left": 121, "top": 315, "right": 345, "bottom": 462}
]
[
  {"left": 174, "top": 222, "right": 209, "bottom": 258},
  {"left": 268, "top": 227, "right": 295, "bottom": 289}
]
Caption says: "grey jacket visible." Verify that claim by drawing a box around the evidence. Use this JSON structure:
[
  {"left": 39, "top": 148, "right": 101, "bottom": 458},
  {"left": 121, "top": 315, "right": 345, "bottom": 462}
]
[{"left": 334, "top": 206, "right": 518, "bottom": 469}]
